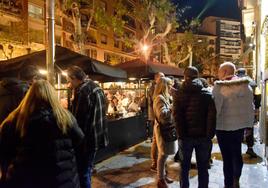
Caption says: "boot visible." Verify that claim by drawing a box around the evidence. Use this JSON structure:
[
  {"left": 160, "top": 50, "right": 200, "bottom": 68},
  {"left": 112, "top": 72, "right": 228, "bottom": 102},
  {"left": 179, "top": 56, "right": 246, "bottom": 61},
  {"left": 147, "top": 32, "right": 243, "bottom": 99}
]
[
  {"left": 246, "top": 148, "right": 257, "bottom": 158},
  {"left": 233, "top": 178, "right": 240, "bottom": 188},
  {"left": 157, "top": 179, "right": 168, "bottom": 188}
]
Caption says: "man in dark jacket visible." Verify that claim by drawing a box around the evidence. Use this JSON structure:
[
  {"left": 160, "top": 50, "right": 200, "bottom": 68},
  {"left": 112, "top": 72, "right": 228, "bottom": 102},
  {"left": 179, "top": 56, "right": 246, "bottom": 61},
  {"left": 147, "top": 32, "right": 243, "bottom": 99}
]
[
  {"left": 67, "top": 66, "right": 108, "bottom": 188},
  {"left": 0, "top": 65, "right": 39, "bottom": 123},
  {"left": 173, "top": 67, "right": 216, "bottom": 188}
]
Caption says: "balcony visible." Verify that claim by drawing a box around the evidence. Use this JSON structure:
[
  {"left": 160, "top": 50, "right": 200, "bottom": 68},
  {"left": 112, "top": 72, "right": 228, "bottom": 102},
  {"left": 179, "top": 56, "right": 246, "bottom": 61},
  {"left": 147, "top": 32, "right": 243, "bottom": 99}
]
[
  {"left": 0, "top": 0, "right": 22, "bottom": 16},
  {"left": 62, "top": 18, "right": 75, "bottom": 33}
]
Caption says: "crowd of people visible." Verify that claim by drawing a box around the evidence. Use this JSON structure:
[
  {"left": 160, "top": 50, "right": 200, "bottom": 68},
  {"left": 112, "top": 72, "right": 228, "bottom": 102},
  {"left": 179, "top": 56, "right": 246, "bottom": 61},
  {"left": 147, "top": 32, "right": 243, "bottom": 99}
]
[
  {"left": 148, "top": 62, "right": 259, "bottom": 188},
  {"left": 0, "top": 61, "right": 260, "bottom": 188}
]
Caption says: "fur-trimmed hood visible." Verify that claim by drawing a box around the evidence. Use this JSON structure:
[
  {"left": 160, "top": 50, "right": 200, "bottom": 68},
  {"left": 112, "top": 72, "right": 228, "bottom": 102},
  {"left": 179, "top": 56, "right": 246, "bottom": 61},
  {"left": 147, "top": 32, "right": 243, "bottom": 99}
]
[{"left": 214, "top": 77, "right": 250, "bottom": 86}]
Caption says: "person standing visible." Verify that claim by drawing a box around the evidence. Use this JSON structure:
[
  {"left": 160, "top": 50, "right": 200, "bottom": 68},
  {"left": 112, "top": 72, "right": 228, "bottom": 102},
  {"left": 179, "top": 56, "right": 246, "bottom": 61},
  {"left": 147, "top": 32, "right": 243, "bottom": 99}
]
[
  {"left": 148, "top": 72, "right": 165, "bottom": 172},
  {"left": 153, "top": 77, "right": 176, "bottom": 188},
  {"left": 0, "top": 65, "right": 39, "bottom": 123},
  {"left": 236, "top": 68, "right": 259, "bottom": 158},
  {"left": 173, "top": 67, "right": 216, "bottom": 188},
  {"left": 66, "top": 66, "right": 108, "bottom": 188},
  {"left": 0, "top": 80, "right": 84, "bottom": 188},
  {"left": 213, "top": 62, "right": 254, "bottom": 188}
]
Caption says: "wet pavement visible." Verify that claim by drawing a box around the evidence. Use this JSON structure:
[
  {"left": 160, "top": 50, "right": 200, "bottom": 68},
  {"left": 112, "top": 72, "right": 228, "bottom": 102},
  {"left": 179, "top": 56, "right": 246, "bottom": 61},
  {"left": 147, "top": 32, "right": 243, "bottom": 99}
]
[{"left": 92, "top": 124, "right": 268, "bottom": 188}]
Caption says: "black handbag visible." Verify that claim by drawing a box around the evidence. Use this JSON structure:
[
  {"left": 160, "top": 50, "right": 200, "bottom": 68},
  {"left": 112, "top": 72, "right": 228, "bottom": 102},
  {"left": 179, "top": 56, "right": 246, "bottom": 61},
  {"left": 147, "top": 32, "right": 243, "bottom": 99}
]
[{"left": 156, "top": 118, "right": 177, "bottom": 142}]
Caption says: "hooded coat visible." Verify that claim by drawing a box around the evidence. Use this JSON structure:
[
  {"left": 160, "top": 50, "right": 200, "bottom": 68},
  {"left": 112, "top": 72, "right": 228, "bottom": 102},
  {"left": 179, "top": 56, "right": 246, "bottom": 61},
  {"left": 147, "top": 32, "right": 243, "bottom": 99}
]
[{"left": 212, "top": 78, "right": 254, "bottom": 131}]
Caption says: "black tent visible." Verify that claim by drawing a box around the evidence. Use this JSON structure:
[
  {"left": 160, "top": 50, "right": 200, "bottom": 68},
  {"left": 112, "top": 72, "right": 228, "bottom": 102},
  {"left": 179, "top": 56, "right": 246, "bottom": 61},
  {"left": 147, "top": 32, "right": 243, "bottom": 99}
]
[
  {"left": 0, "top": 46, "right": 127, "bottom": 81},
  {"left": 115, "top": 58, "right": 184, "bottom": 79}
]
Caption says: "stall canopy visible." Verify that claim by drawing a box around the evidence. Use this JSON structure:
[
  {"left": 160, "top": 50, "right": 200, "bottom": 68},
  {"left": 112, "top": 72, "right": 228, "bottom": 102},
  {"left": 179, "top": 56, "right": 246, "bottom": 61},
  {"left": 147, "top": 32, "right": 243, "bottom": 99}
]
[
  {"left": 115, "top": 58, "right": 184, "bottom": 79},
  {"left": 0, "top": 46, "right": 127, "bottom": 81}
]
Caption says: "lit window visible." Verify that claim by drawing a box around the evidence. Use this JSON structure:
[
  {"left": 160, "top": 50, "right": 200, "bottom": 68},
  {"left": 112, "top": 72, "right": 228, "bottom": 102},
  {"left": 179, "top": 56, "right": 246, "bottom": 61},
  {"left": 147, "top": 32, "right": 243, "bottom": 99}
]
[
  {"left": 101, "top": 34, "right": 108, "bottom": 44},
  {"left": 28, "top": 4, "right": 43, "bottom": 19}
]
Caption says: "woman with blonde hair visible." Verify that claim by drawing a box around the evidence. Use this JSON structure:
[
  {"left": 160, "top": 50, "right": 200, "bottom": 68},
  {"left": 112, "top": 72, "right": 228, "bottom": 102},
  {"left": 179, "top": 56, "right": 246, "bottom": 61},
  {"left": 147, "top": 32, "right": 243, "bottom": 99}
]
[
  {"left": 153, "top": 77, "right": 177, "bottom": 188},
  {"left": 0, "top": 79, "right": 84, "bottom": 188}
]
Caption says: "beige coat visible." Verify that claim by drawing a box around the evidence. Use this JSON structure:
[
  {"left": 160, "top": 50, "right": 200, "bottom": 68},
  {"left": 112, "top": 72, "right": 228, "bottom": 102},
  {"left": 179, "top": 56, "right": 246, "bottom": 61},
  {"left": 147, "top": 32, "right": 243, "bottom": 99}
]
[{"left": 153, "top": 95, "right": 176, "bottom": 155}]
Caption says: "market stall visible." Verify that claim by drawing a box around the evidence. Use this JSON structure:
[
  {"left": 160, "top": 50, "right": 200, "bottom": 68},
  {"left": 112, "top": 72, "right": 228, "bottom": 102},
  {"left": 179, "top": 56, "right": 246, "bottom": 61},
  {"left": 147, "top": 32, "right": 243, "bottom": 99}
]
[
  {"left": 115, "top": 58, "right": 184, "bottom": 79},
  {"left": 0, "top": 46, "right": 148, "bottom": 163}
]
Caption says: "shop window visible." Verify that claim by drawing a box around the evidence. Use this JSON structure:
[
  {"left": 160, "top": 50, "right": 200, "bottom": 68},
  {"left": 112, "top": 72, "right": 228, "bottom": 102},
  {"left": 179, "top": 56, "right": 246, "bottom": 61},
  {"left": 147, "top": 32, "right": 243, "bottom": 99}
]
[
  {"left": 28, "top": 3, "right": 43, "bottom": 19},
  {"left": 101, "top": 34, "right": 108, "bottom": 44}
]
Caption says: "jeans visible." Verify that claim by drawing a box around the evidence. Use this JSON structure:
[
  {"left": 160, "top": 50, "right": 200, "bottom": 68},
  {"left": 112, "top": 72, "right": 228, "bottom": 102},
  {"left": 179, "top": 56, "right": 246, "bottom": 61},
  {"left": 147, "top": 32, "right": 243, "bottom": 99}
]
[
  {"left": 157, "top": 154, "right": 168, "bottom": 180},
  {"left": 216, "top": 129, "right": 244, "bottom": 187},
  {"left": 245, "top": 127, "right": 254, "bottom": 148},
  {"left": 180, "top": 138, "right": 210, "bottom": 188},
  {"left": 174, "top": 139, "right": 183, "bottom": 162},
  {"left": 77, "top": 151, "right": 96, "bottom": 188},
  {"left": 150, "top": 121, "right": 158, "bottom": 167}
]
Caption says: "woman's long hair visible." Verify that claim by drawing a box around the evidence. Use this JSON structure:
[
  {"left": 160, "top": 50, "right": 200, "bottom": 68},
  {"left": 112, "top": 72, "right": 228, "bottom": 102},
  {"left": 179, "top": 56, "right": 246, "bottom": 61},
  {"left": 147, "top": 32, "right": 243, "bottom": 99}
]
[
  {"left": 2, "top": 79, "right": 74, "bottom": 137},
  {"left": 153, "top": 77, "right": 171, "bottom": 101}
]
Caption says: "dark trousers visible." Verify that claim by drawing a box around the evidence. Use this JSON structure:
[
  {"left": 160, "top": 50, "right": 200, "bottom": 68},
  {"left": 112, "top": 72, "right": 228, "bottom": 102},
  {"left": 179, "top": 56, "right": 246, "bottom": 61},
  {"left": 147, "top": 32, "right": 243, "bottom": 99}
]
[
  {"left": 245, "top": 127, "right": 254, "bottom": 148},
  {"left": 180, "top": 138, "right": 210, "bottom": 188},
  {"left": 216, "top": 129, "right": 244, "bottom": 187},
  {"left": 77, "top": 151, "right": 96, "bottom": 188}
]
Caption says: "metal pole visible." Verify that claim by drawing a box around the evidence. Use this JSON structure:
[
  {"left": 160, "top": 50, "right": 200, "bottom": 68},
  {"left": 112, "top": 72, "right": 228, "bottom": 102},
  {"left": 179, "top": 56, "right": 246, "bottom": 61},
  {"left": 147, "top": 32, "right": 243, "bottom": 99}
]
[{"left": 46, "top": 0, "right": 55, "bottom": 85}]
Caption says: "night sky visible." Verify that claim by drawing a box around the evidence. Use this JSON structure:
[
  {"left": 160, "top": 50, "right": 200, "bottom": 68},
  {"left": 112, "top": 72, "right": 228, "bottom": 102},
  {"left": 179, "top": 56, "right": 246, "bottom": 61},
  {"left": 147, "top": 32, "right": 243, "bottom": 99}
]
[{"left": 173, "top": 0, "right": 241, "bottom": 21}]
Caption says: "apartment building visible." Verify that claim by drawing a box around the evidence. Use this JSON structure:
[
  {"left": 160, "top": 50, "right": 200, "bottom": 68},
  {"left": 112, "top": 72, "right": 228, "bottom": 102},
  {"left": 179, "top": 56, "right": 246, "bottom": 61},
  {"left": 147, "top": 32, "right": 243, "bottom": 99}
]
[
  {"left": 200, "top": 16, "right": 242, "bottom": 63},
  {"left": 0, "top": 0, "right": 140, "bottom": 63}
]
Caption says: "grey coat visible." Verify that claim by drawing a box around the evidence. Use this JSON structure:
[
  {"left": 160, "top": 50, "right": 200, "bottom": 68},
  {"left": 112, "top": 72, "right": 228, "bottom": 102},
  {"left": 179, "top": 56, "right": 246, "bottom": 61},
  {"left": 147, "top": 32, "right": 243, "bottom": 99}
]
[
  {"left": 213, "top": 77, "right": 254, "bottom": 131},
  {"left": 153, "top": 95, "right": 176, "bottom": 155}
]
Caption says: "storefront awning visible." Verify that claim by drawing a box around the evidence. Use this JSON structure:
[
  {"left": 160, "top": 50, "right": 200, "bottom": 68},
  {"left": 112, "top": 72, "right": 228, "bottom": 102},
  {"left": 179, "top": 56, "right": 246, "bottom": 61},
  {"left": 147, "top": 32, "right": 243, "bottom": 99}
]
[
  {"left": 0, "top": 46, "right": 127, "bottom": 81},
  {"left": 115, "top": 58, "right": 184, "bottom": 79}
]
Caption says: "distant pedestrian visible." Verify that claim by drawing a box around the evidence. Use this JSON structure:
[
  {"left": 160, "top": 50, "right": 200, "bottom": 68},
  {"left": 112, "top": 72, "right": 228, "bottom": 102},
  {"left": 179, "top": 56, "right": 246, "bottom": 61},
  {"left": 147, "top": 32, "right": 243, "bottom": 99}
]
[
  {"left": 236, "top": 68, "right": 259, "bottom": 158},
  {"left": 148, "top": 72, "right": 165, "bottom": 172},
  {"left": 213, "top": 62, "right": 254, "bottom": 188},
  {"left": 173, "top": 67, "right": 216, "bottom": 188},
  {"left": 0, "top": 65, "right": 39, "bottom": 123},
  {"left": 153, "top": 76, "right": 177, "bottom": 188},
  {"left": 0, "top": 79, "right": 84, "bottom": 188},
  {"left": 67, "top": 66, "right": 108, "bottom": 188}
]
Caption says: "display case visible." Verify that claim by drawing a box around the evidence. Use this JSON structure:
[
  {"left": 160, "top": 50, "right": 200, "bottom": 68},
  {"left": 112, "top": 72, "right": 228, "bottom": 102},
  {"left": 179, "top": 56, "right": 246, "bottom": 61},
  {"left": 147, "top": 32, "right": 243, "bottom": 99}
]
[{"left": 55, "top": 80, "right": 150, "bottom": 163}]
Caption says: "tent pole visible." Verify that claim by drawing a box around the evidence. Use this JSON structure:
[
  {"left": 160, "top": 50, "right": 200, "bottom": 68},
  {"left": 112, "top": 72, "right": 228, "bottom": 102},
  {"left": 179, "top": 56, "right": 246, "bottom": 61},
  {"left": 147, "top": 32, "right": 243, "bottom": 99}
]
[{"left": 46, "top": 0, "right": 55, "bottom": 85}]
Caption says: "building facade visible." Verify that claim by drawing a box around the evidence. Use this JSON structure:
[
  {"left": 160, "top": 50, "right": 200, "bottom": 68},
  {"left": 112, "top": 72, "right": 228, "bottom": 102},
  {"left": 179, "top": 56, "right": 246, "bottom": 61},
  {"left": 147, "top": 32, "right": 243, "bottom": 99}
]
[
  {"left": 0, "top": 0, "right": 140, "bottom": 63},
  {"left": 239, "top": 0, "right": 268, "bottom": 165},
  {"left": 200, "top": 16, "right": 242, "bottom": 63}
]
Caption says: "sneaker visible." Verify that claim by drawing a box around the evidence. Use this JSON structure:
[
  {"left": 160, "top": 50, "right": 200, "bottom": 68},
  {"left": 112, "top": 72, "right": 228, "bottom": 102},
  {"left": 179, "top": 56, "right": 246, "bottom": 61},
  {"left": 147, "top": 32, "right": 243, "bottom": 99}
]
[
  {"left": 165, "top": 176, "right": 174, "bottom": 184},
  {"left": 246, "top": 148, "right": 258, "bottom": 158},
  {"left": 150, "top": 165, "right": 157, "bottom": 172}
]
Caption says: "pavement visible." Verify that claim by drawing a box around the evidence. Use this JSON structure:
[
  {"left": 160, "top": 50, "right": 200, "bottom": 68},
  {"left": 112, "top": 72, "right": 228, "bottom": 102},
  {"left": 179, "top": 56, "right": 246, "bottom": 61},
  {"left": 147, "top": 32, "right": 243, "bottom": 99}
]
[{"left": 92, "top": 124, "right": 268, "bottom": 188}]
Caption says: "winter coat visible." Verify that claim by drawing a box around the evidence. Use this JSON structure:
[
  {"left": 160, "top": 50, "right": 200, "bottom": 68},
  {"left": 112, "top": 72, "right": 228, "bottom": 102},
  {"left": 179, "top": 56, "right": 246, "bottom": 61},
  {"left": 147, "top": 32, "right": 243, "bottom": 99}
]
[
  {"left": 212, "top": 77, "right": 254, "bottom": 131},
  {"left": 0, "top": 107, "right": 84, "bottom": 188},
  {"left": 173, "top": 79, "right": 216, "bottom": 139},
  {"left": 153, "top": 94, "right": 176, "bottom": 155},
  {"left": 0, "top": 78, "right": 29, "bottom": 123}
]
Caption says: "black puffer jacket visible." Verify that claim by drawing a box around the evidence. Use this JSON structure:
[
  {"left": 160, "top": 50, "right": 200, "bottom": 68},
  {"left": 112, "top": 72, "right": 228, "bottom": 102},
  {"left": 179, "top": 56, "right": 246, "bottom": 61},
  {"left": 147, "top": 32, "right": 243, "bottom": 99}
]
[
  {"left": 0, "top": 108, "right": 84, "bottom": 188},
  {"left": 0, "top": 78, "right": 29, "bottom": 123},
  {"left": 173, "top": 79, "right": 216, "bottom": 139}
]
